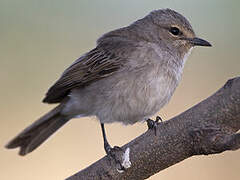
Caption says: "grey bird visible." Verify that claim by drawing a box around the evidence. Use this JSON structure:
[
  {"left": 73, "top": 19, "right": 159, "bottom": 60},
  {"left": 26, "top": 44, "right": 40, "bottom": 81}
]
[{"left": 6, "top": 9, "right": 211, "bottom": 156}]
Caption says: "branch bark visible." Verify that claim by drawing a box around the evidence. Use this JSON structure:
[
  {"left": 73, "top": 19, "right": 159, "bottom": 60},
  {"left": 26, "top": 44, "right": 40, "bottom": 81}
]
[{"left": 66, "top": 77, "right": 240, "bottom": 180}]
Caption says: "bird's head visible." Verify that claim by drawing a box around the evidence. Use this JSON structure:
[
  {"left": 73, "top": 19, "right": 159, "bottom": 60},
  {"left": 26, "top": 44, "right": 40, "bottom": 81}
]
[{"left": 133, "top": 9, "right": 212, "bottom": 58}]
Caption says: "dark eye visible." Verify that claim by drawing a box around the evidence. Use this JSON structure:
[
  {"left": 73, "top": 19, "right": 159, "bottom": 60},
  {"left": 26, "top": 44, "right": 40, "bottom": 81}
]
[{"left": 169, "top": 27, "right": 181, "bottom": 36}]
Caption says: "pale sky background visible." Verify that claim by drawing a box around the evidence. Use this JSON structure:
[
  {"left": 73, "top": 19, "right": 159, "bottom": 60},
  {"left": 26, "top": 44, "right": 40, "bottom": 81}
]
[{"left": 1, "top": 0, "right": 240, "bottom": 179}]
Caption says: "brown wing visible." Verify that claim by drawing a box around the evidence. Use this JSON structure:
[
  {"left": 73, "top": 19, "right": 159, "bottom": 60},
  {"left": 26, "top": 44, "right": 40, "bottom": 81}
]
[{"left": 42, "top": 46, "right": 126, "bottom": 104}]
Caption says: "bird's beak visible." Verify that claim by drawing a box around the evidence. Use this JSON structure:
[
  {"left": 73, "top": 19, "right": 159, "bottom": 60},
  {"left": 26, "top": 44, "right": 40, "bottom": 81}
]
[{"left": 188, "top": 37, "right": 212, "bottom": 47}]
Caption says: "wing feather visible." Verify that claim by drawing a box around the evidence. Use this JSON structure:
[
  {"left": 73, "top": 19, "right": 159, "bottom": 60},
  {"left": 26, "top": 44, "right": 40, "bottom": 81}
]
[{"left": 42, "top": 41, "right": 131, "bottom": 103}]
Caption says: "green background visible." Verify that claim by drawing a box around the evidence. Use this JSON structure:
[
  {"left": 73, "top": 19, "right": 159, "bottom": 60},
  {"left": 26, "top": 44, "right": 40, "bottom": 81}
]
[{"left": 1, "top": 0, "right": 239, "bottom": 179}]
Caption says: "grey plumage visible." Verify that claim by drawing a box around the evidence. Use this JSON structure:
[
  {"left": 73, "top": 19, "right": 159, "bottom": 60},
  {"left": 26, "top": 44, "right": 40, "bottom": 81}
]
[{"left": 6, "top": 9, "right": 211, "bottom": 155}]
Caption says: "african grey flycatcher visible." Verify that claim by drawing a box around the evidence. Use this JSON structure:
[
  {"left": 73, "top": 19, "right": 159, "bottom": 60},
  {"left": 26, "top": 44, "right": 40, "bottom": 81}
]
[{"left": 6, "top": 9, "right": 211, "bottom": 156}]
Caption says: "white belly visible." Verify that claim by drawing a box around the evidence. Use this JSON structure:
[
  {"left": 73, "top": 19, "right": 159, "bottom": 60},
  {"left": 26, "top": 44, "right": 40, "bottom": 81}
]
[{"left": 90, "top": 67, "right": 179, "bottom": 125}]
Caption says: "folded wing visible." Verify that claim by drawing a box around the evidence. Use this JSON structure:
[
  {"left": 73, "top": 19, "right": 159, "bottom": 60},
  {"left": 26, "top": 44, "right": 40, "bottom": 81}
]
[{"left": 43, "top": 38, "right": 136, "bottom": 103}]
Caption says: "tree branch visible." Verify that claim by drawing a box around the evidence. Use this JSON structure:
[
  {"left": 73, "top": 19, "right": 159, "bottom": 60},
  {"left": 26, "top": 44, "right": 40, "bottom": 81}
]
[{"left": 66, "top": 77, "right": 240, "bottom": 180}]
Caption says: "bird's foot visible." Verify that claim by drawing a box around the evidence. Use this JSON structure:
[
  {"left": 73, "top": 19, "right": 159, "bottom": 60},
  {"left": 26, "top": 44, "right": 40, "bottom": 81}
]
[
  {"left": 104, "top": 143, "right": 125, "bottom": 171},
  {"left": 147, "top": 116, "right": 163, "bottom": 136}
]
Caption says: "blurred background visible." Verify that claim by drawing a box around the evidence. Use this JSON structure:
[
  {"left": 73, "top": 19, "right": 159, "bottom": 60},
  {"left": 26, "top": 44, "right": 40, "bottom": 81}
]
[{"left": 1, "top": 0, "right": 239, "bottom": 179}]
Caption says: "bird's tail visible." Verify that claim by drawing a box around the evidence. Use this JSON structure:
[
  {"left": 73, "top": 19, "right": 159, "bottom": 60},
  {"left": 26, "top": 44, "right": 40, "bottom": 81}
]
[{"left": 5, "top": 104, "right": 70, "bottom": 156}]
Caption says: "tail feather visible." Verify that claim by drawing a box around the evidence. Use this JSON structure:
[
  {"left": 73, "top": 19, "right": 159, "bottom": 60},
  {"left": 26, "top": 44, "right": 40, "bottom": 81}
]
[{"left": 6, "top": 105, "right": 70, "bottom": 156}]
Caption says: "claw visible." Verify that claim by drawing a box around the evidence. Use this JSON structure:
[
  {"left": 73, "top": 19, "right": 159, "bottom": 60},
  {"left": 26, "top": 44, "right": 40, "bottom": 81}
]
[
  {"left": 156, "top": 116, "right": 163, "bottom": 123},
  {"left": 105, "top": 145, "right": 125, "bottom": 171},
  {"left": 147, "top": 116, "right": 163, "bottom": 136}
]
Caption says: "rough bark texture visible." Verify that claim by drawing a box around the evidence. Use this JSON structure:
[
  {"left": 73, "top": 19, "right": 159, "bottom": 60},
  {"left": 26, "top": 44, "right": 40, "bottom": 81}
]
[{"left": 66, "top": 77, "right": 240, "bottom": 180}]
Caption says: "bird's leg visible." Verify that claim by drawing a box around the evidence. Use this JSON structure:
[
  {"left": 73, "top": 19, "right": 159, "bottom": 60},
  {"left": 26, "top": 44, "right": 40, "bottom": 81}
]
[
  {"left": 147, "top": 116, "right": 163, "bottom": 136},
  {"left": 100, "top": 123, "right": 125, "bottom": 170},
  {"left": 101, "top": 123, "right": 113, "bottom": 154}
]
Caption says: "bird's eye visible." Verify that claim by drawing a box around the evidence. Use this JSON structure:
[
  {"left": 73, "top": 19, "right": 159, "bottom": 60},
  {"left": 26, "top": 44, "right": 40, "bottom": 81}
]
[{"left": 169, "top": 27, "right": 181, "bottom": 36}]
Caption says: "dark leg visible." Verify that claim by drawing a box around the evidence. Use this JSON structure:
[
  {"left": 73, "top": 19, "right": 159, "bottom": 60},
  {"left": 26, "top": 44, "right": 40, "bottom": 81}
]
[
  {"left": 147, "top": 116, "right": 163, "bottom": 135},
  {"left": 101, "top": 123, "right": 112, "bottom": 154},
  {"left": 100, "top": 123, "right": 125, "bottom": 170}
]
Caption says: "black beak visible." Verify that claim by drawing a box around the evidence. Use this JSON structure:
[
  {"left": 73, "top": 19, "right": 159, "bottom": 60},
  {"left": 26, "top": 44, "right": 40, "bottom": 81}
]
[{"left": 189, "top": 37, "right": 212, "bottom": 47}]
